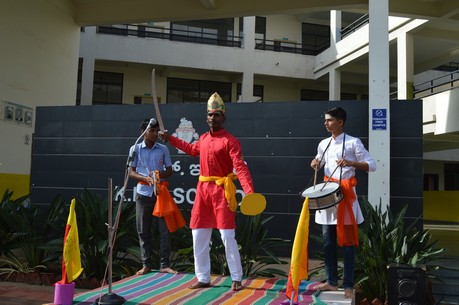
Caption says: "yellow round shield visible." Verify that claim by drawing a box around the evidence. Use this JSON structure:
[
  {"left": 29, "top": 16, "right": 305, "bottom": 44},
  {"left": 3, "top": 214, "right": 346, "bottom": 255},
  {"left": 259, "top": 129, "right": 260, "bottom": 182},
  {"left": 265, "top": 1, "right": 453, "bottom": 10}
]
[{"left": 240, "top": 193, "right": 266, "bottom": 216}]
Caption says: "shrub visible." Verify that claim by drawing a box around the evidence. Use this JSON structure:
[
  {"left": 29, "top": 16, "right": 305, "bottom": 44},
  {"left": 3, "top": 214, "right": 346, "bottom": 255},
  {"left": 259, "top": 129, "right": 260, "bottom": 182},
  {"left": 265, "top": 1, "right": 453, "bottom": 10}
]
[{"left": 355, "top": 198, "right": 446, "bottom": 303}]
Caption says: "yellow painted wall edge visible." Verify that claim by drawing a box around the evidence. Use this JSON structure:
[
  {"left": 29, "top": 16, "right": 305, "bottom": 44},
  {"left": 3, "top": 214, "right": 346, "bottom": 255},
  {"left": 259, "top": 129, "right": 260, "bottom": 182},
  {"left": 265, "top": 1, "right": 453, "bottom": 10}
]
[
  {"left": 0, "top": 173, "right": 30, "bottom": 199},
  {"left": 424, "top": 191, "right": 459, "bottom": 223}
]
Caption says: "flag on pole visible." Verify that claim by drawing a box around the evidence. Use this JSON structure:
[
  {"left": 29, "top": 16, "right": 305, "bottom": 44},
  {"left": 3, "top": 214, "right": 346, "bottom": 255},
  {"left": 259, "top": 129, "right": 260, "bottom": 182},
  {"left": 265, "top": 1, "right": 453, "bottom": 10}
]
[
  {"left": 56, "top": 198, "right": 84, "bottom": 284},
  {"left": 286, "top": 197, "right": 310, "bottom": 302}
]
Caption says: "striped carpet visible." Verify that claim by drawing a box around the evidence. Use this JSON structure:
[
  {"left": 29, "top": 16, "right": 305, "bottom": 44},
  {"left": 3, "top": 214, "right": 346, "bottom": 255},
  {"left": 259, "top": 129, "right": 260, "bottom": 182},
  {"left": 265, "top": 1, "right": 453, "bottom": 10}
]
[{"left": 73, "top": 271, "right": 326, "bottom": 305}]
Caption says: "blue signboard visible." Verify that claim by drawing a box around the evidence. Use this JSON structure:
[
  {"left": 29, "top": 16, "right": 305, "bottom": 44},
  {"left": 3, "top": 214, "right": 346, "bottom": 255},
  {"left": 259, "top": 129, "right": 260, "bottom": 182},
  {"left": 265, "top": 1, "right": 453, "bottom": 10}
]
[{"left": 372, "top": 108, "right": 387, "bottom": 130}]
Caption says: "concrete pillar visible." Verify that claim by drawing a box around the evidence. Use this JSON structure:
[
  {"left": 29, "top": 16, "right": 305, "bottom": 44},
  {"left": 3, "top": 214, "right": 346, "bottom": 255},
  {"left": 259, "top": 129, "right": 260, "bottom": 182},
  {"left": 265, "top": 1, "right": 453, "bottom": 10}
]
[
  {"left": 80, "top": 57, "right": 95, "bottom": 105},
  {"left": 329, "top": 11, "right": 342, "bottom": 100},
  {"left": 397, "top": 33, "right": 414, "bottom": 100},
  {"left": 241, "top": 17, "right": 256, "bottom": 102},
  {"left": 330, "top": 10, "right": 342, "bottom": 43},
  {"left": 368, "top": 0, "right": 390, "bottom": 209},
  {"left": 79, "top": 27, "right": 96, "bottom": 105},
  {"left": 329, "top": 70, "right": 341, "bottom": 100}
]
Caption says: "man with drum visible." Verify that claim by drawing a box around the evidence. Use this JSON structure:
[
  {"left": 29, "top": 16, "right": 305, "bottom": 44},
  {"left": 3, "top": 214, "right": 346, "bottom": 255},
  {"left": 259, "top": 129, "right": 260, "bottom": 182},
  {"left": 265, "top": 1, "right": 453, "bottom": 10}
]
[{"left": 310, "top": 107, "right": 376, "bottom": 299}]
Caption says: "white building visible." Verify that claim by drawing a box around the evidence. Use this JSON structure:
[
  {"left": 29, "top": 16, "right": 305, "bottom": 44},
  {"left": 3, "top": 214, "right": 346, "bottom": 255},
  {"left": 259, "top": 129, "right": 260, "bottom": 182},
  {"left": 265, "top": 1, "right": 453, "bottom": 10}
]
[{"left": 1, "top": 0, "right": 459, "bottom": 222}]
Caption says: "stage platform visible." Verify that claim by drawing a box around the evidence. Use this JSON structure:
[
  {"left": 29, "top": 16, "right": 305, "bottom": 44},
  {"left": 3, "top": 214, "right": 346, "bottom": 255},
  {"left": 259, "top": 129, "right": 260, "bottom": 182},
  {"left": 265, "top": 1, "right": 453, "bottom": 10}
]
[{"left": 71, "top": 271, "right": 353, "bottom": 305}]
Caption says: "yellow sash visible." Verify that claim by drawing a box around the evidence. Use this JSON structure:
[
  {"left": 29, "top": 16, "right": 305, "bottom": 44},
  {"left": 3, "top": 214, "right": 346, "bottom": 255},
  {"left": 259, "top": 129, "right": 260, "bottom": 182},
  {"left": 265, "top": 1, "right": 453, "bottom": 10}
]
[{"left": 199, "top": 173, "right": 238, "bottom": 212}]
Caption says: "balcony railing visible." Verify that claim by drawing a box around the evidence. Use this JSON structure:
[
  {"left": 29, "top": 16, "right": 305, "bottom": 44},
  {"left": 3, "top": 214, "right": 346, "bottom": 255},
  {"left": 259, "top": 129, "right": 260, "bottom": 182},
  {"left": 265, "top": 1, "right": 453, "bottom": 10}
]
[
  {"left": 340, "top": 14, "right": 369, "bottom": 39},
  {"left": 255, "top": 38, "right": 329, "bottom": 55},
  {"left": 97, "top": 24, "right": 243, "bottom": 48},
  {"left": 414, "top": 69, "right": 459, "bottom": 97},
  {"left": 96, "top": 24, "right": 330, "bottom": 55}
]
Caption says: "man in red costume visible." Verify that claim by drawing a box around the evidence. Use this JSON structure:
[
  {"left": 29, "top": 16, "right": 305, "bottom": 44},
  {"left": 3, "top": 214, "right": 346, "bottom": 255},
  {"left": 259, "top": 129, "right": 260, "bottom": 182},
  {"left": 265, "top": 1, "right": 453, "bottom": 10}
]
[{"left": 160, "top": 92, "right": 254, "bottom": 291}]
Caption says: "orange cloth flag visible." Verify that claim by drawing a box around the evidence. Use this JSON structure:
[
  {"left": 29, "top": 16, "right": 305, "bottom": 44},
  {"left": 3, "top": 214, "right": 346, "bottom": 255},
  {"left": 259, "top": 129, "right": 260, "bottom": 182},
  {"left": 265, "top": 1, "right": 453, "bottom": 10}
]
[
  {"left": 56, "top": 199, "right": 84, "bottom": 284},
  {"left": 153, "top": 181, "right": 186, "bottom": 232},
  {"left": 286, "top": 197, "right": 310, "bottom": 302},
  {"left": 325, "top": 176, "right": 358, "bottom": 246}
]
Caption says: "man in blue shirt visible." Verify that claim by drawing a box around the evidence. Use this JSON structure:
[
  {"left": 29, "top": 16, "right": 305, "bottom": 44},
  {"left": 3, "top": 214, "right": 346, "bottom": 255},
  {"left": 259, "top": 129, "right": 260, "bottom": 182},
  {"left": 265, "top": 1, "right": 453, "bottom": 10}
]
[{"left": 129, "top": 118, "right": 177, "bottom": 275}]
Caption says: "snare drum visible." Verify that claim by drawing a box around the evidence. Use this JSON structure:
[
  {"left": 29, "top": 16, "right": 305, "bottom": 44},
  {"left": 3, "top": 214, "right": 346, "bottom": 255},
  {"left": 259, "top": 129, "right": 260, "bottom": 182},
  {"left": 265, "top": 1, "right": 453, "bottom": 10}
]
[{"left": 300, "top": 182, "right": 343, "bottom": 210}]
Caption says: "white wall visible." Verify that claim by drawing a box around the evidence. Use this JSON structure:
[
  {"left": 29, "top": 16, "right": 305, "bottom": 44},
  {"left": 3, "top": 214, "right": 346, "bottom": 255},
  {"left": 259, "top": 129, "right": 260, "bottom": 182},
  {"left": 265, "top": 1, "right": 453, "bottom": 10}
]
[
  {"left": 265, "top": 15, "right": 302, "bottom": 43},
  {"left": 0, "top": 0, "right": 80, "bottom": 181}
]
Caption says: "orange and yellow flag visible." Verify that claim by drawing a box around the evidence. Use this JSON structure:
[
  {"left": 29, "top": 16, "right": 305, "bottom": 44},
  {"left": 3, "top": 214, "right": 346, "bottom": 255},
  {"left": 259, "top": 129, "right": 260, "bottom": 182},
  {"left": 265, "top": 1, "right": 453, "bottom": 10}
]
[
  {"left": 56, "top": 199, "right": 84, "bottom": 284},
  {"left": 286, "top": 197, "right": 310, "bottom": 302}
]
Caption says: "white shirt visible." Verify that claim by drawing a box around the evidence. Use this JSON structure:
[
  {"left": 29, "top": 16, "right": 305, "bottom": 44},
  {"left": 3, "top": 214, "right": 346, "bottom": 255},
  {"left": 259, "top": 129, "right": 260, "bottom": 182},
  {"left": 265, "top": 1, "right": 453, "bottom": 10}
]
[{"left": 314, "top": 133, "right": 376, "bottom": 225}]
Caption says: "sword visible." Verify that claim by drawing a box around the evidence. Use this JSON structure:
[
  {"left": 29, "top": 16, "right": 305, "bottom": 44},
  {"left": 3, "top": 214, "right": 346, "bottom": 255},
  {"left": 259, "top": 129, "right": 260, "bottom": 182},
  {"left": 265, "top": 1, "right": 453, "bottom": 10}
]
[{"left": 151, "top": 69, "right": 165, "bottom": 131}]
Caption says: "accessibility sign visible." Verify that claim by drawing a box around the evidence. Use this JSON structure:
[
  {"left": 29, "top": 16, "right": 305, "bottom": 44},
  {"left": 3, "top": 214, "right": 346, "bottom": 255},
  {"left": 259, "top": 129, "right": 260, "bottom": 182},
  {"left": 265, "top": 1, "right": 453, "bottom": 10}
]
[{"left": 372, "top": 108, "right": 387, "bottom": 130}]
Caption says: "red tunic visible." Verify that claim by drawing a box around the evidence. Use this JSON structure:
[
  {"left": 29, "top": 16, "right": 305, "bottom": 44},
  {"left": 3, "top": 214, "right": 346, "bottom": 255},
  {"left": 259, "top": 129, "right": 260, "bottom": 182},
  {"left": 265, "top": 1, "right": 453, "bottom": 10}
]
[{"left": 169, "top": 128, "right": 254, "bottom": 229}]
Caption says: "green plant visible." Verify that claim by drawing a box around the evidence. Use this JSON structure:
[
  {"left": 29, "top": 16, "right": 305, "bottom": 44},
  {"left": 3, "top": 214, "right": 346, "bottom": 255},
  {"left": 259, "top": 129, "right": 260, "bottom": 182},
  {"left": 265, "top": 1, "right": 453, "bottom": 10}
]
[
  {"left": 0, "top": 256, "right": 46, "bottom": 280},
  {"left": 70, "top": 189, "right": 140, "bottom": 281},
  {"left": 355, "top": 198, "right": 446, "bottom": 303},
  {"left": 238, "top": 214, "right": 290, "bottom": 277},
  {"left": 0, "top": 190, "right": 66, "bottom": 271},
  {"left": 0, "top": 190, "right": 33, "bottom": 257}
]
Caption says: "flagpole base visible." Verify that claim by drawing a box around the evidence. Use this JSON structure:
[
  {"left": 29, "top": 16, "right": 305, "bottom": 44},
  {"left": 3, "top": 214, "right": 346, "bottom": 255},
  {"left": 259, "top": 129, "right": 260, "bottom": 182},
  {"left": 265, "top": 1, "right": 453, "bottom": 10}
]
[
  {"left": 54, "top": 282, "right": 75, "bottom": 305},
  {"left": 94, "top": 293, "right": 126, "bottom": 305}
]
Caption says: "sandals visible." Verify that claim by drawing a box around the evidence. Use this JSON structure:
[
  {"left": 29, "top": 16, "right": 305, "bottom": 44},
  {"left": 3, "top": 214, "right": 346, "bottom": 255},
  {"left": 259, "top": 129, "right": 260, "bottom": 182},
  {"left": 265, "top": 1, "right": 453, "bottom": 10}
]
[{"left": 232, "top": 281, "right": 243, "bottom": 291}]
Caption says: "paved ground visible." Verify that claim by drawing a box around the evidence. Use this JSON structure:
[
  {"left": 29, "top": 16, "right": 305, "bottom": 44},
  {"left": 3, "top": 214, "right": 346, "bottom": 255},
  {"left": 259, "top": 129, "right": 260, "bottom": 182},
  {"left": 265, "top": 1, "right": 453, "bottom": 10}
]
[{"left": 0, "top": 281, "right": 88, "bottom": 305}]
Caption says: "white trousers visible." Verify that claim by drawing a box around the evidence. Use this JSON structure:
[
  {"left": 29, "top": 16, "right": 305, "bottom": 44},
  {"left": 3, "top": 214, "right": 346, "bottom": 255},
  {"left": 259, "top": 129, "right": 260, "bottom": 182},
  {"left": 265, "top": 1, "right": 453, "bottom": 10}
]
[{"left": 192, "top": 228, "right": 243, "bottom": 283}]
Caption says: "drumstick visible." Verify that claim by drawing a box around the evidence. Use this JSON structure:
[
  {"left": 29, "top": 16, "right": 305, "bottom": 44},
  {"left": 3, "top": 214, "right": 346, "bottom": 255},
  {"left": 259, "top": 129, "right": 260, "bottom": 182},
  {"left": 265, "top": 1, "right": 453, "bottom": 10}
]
[
  {"left": 320, "top": 163, "right": 340, "bottom": 191},
  {"left": 151, "top": 69, "right": 165, "bottom": 131},
  {"left": 313, "top": 160, "right": 318, "bottom": 190}
]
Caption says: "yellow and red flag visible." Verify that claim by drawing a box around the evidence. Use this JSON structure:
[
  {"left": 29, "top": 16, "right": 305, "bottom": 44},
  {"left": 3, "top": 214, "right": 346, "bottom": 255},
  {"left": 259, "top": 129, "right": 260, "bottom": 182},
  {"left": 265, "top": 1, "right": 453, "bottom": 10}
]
[
  {"left": 286, "top": 197, "right": 310, "bottom": 302},
  {"left": 56, "top": 199, "right": 84, "bottom": 284}
]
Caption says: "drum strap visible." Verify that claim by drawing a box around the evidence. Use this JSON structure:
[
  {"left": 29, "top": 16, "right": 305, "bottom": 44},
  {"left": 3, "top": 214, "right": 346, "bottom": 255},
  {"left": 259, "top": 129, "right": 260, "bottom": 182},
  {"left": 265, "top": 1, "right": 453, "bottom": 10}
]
[
  {"left": 338, "top": 134, "right": 346, "bottom": 184},
  {"left": 318, "top": 138, "right": 332, "bottom": 168},
  {"left": 319, "top": 134, "right": 346, "bottom": 184}
]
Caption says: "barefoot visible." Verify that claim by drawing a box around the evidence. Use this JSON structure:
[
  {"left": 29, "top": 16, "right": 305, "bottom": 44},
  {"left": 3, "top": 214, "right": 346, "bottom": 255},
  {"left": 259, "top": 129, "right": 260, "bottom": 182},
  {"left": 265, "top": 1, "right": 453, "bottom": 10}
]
[
  {"left": 188, "top": 281, "right": 211, "bottom": 289},
  {"left": 344, "top": 288, "right": 354, "bottom": 299},
  {"left": 231, "top": 281, "right": 243, "bottom": 291},
  {"left": 314, "top": 282, "right": 338, "bottom": 291},
  {"left": 160, "top": 267, "right": 178, "bottom": 275},
  {"left": 136, "top": 266, "right": 151, "bottom": 275}
]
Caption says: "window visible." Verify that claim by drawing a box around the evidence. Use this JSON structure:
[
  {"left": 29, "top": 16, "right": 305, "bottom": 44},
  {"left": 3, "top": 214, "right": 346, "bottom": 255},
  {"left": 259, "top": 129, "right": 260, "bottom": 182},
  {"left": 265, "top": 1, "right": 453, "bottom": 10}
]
[
  {"left": 93, "top": 71, "right": 123, "bottom": 105},
  {"left": 239, "top": 16, "right": 266, "bottom": 41},
  {"left": 444, "top": 163, "right": 459, "bottom": 190},
  {"left": 300, "top": 89, "right": 328, "bottom": 101},
  {"left": 236, "top": 83, "right": 264, "bottom": 102},
  {"left": 167, "top": 78, "right": 231, "bottom": 104},
  {"left": 255, "top": 17, "right": 266, "bottom": 41},
  {"left": 76, "top": 58, "right": 82, "bottom": 105},
  {"left": 302, "top": 23, "right": 330, "bottom": 55},
  {"left": 424, "top": 174, "right": 439, "bottom": 191},
  {"left": 171, "top": 18, "right": 235, "bottom": 46},
  {"left": 300, "top": 89, "right": 358, "bottom": 101}
]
